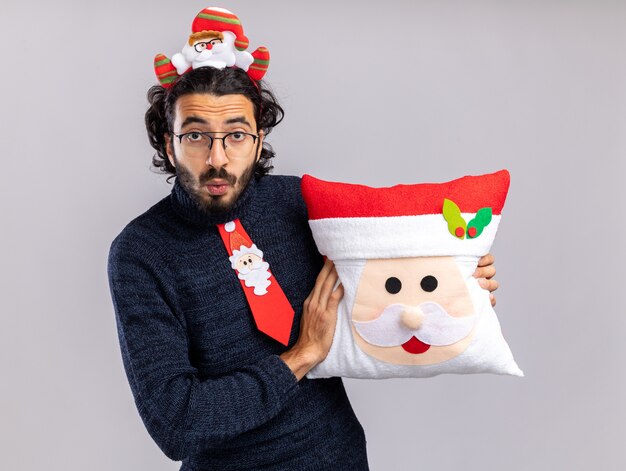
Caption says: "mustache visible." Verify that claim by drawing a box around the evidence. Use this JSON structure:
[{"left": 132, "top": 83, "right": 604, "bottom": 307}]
[
  {"left": 199, "top": 167, "right": 237, "bottom": 186},
  {"left": 352, "top": 302, "right": 476, "bottom": 347},
  {"left": 196, "top": 49, "right": 214, "bottom": 61}
]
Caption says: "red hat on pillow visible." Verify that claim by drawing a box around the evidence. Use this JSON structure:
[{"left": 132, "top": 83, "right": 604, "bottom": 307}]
[{"left": 301, "top": 170, "right": 510, "bottom": 260}]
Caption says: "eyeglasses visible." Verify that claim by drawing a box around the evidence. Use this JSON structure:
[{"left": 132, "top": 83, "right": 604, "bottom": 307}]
[
  {"left": 193, "top": 39, "right": 223, "bottom": 52},
  {"left": 173, "top": 131, "right": 259, "bottom": 160}
]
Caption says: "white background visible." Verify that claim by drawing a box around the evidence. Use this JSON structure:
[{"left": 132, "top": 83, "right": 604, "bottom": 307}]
[{"left": 1, "top": 1, "right": 624, "bottom": 469}]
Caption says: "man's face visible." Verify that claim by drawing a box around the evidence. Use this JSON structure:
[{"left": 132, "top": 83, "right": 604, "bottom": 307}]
[{"left": 165, "top": 93, "right": 263, "bottom": 213}]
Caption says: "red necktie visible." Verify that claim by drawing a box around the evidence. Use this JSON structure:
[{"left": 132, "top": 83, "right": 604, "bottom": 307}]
[{"left": 217, "top": 219, "right": 295, "bottom": 346}]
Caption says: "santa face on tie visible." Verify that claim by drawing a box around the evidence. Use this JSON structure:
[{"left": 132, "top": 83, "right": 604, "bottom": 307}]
[
  {"left": 350, "top": 256, "right": 477, "bottom": 365},
  {"left": 229, "top": 244, "right": 272, "bottom": 296}
]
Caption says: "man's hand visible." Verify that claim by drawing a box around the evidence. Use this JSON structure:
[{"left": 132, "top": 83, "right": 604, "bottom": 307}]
[
  {"left": 280, "top": 258, "right": 344, "bottom": 381},
  {"left": 473, "top": 253, "right": 499, "bottom": 307}
]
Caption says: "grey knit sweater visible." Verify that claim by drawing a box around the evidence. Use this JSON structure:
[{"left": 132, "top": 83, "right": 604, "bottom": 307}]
[{"left": 107, "top": 174, "right": 369, "bottom": 470}]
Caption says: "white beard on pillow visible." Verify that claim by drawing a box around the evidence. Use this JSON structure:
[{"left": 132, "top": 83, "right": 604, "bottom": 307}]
[{"left": 301, "top": 170, "right": 523, "bottom": 379}]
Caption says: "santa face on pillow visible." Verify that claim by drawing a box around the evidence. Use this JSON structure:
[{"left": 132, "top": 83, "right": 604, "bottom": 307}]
[
  {"left": 301, "top": 170, "right": 523, "bottom": 379},
  {"left": 351, "top": 256, "right": 477, "bottom": 365}
]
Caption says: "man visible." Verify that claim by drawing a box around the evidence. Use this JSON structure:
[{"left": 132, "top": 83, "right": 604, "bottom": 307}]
[{"left": 108, "top": 9, "right": 498, "bottom": 471}]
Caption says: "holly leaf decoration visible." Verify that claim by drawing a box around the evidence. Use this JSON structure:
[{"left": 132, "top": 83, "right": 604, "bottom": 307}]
[
  {"left": 443, "top": 198, "right": 467, "bottom": 239},
  {"left": 466, "top": 207, "right": 492, "bottom": 239}
]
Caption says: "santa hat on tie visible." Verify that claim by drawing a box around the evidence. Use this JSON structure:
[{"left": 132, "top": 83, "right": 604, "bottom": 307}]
[
  {"left": 300, "top": 170, "right": 510, "bottom": 261},
  {"left": 223, "top": 220, "right": 264, "bottom": 268}
]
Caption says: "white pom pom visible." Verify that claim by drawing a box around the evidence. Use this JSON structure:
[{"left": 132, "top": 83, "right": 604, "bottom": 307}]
[{"left": 224, "top": 221, "right": 236, "bottom": 232}]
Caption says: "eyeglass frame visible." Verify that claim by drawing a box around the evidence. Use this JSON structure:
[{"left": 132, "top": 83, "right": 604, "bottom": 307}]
[
  {"left": 193, "top": 38, "right": 223, "bottom": 53},
  {"left": 171, "top": 130, "right": 261, "bottom": 159}
]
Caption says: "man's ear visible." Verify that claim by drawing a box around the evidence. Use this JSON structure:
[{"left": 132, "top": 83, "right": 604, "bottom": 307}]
[
  {"left": 164, "top": 133, "right": 176, "bottom": 168},
  {"left": 255, "top": 130, "right": 265, "bottom": 162}
]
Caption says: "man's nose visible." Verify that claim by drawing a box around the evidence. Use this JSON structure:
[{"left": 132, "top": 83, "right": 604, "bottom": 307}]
[
  {"left": 400, "top": 306, "right": 424, "bottom": 330},
  {"left": 205, "top": 139, "right": 228, "bottom": 167}
]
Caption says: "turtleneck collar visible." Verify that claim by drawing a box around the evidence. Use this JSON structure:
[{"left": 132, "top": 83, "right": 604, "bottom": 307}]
[{"left": 169, "top": 175, "right": 264, "bottom": 227}]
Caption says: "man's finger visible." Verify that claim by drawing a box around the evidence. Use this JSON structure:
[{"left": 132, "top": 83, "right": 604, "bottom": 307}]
[
  {"left": 327, "top": 283, "right": 344, "bottom": 311},
  {"left": 474, "top": 265, "right": 496, "bottom": 279},
  {"left": 309, "top": 258, "right": 335, "bottom": 305},
  {"left": 318, "top": 267, "right": 340, "bottom": 310},
  {"left": 478, "top": 278, "right": 499, "bottom": 292},
  {"left": 477, "top": 253, "right": 494, "bottom": 267},
  {"left": 490, "top": 293, "right": 497, "bottom": 307}
]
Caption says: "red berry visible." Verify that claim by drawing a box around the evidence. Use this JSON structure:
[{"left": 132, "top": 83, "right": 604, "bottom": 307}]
[
  {"left": 468, "top": 227, "right": 477, "bottom": 238},
  {"left": 455, "top": 227, "right": 465, "bottom": 238}
]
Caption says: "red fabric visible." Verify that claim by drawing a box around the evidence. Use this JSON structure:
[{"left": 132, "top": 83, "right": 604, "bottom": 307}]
[
  {"left": 248, "top": 47, "right": 270, "bottom": 81},
  {"left": 301, "top": 170, "right": 510, "bottom": 220},
  {"left": 192, "top": 7, "right": 249, "bottom": 50},
  {"left": 217, "top": 219, "right": 294, "bottom": 346},
  {"left": 153, "top": 54, "right": 179, "bottom": 88}
]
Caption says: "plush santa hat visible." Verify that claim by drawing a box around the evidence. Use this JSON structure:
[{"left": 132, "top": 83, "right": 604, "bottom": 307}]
[
  {"left": 301, "top": 170, "right": 510, "bottom": 261},
  {"left": 191, "top": 7, "right": 250, "bottom": 51},
  {"left": 191, "top": 8, "right": 270, "bottom": 80}
]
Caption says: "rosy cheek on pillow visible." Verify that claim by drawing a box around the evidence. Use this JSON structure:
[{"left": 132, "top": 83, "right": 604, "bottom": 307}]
[{"left": 351, "top": 256, "right": 477, "bottom": 366}]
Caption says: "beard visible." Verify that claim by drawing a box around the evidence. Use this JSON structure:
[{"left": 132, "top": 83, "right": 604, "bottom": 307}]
[
  {"left": 239, "top": 260, "right": 271, "bottom": 295},
  {"left": 173, "top": 153, "right": 256, "bottom": 214}
]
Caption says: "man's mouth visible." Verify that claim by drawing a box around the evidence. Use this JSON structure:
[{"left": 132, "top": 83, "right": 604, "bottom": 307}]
[
  {"left": 401, "top": 336, "right": 431, "bottom": 354},
  {"left": 205, "top": 180, "right": 230, "bottom": 196}
]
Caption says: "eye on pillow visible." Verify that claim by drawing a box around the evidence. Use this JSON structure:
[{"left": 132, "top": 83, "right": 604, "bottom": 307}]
[{"left": 301, "top": 169, "right": 523, "bottom": 379}]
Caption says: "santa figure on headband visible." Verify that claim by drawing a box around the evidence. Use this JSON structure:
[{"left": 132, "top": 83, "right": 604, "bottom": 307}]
[{"left": 154, "top": 6, "right": 270, "bottom": 87}]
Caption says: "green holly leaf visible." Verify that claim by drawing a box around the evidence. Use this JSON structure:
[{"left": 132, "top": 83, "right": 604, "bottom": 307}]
[
  {"left": 466, "top": 207, "right": 493, "bottom": 239},
  {"left": 443, "top": 198, "right": 467, "bottom": 239}
]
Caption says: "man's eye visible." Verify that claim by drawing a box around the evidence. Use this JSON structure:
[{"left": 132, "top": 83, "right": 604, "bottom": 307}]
[
  {"left": 210, "top": 39, "right": 222, "bottom": 45},
  {"left": 385, "top": 277, "right": 402, "bottom": 294},
  {"left": 226, "top": 132, "right": 247, "bottom": 145},
  {"left": 197, "top": 43, "right": 206, "bottom": 50},
  {"left": 184, "top": 132, "right": 206, "bottom": 144}
]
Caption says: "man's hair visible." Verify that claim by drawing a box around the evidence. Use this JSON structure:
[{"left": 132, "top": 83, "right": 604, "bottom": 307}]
[{"left": 145, "top": 67, "right": 285, "bottom": 182}]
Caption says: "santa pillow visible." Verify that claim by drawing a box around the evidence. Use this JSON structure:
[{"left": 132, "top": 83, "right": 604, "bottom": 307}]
[{"left": 301, "top": 170, "right": 523, "bottom": 379}]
